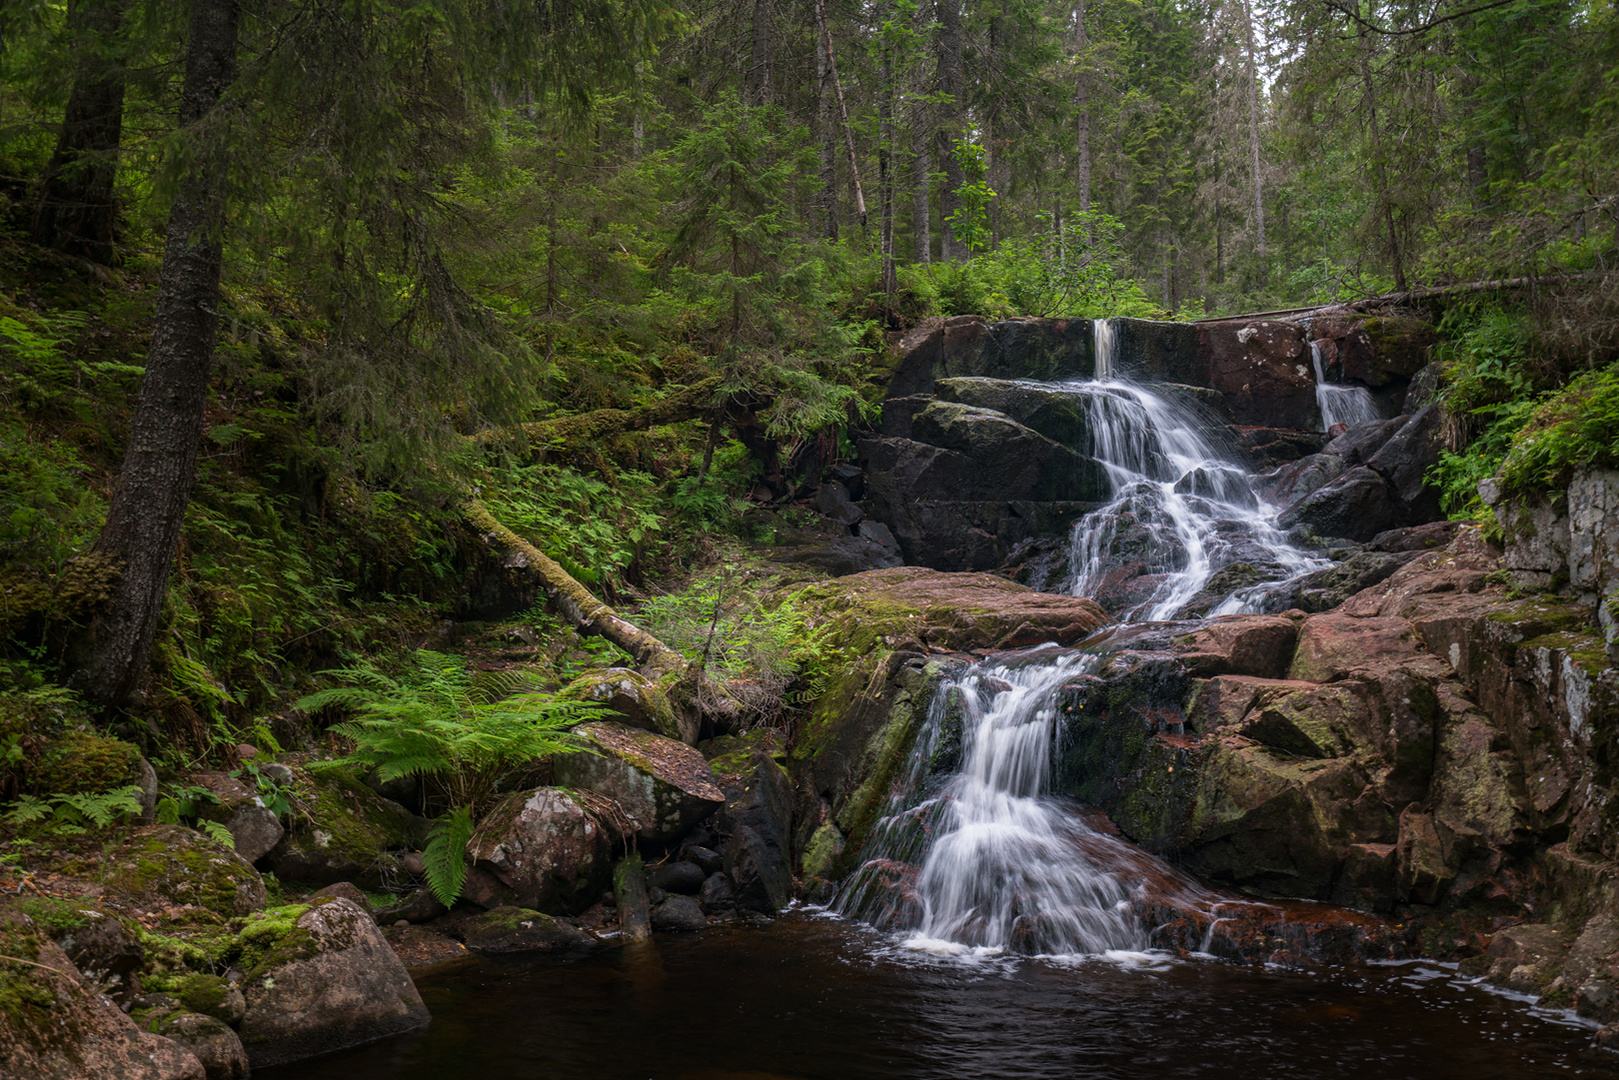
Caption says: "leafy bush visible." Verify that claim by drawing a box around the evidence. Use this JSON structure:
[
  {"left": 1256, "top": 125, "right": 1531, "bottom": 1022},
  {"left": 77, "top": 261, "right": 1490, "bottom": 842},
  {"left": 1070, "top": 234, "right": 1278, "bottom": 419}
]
[
  {"left": 484, "top": 461, "right": 662, "bottom": 587},
  {"left": 297, "top": 650, "right": 607, "bottom": 904},
  {"left": 1427, "top": 399, "right": 1535, "bottom": 521},
  {"left": 1499, "top": 364, "right": 1619, "bottom": 495}
]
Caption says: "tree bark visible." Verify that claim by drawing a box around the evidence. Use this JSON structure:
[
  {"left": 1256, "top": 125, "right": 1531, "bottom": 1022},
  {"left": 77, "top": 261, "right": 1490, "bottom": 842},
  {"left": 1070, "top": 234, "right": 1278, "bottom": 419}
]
[
  {"left": 461, "top": 499, "right": 741, "bottom": 741},
  {"left": 1240, "top": 0, "right": 1265, "bottom": 259},
  {"left": 71, "top": 0, "right": 240, "bottom": 710},
  {"left": 912, "top": 125, "right": 931, "bottom": 263},
  {"left": 1357, "top": 27, "right": 1406, "bottom": 291},
  {"left": 934, "top": 0, "right": 966, "bottom": 261},
  {"left": 878, "top": 0, "right": 897, "bottom": 295},
  {"left": 33, "top": 0, "right": 128, "bottom": 264},
  {"left": 746, "top": 0, "right": 773, "bottom": 106},
  {"left": 1074, "top": 0, "right": 1091, "bottom": 227},
  {"left": 816, "top": 0, "right": 868, "bottom": 234},
  {"left": 814, "top": 0, "right": 838, "bottom": 242}
]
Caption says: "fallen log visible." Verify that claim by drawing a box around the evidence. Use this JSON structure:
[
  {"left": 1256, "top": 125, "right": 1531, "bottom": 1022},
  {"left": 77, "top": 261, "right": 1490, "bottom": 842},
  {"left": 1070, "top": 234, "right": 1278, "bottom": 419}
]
[
  {"left": 471, "top": 376, "right": 723, "bottom": 450},
  {"left": 460, "top": 498, "right": 742, "bottom": 743}
]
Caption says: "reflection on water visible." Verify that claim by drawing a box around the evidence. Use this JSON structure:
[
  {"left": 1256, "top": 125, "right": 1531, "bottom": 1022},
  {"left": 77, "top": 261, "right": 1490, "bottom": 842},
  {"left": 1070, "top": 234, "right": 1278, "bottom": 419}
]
[{"left": 261, "top": 913, "right": 1619, "bottom": 1080}]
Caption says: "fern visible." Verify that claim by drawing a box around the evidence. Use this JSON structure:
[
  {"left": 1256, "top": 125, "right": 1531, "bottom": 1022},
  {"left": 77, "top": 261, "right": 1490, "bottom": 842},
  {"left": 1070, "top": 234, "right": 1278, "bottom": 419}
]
[
  {"left": 298, "top": 649, "right": 605, "bottom": 815},
  {"left": 422, "top": 806, "right": 474, "bottom": 907},
  {"left": 198, "top": 820, "right": 237, "bottom": 849},
  {"left": 5, "top": 785, "right": 144, "bottom": 833},
  {"left": 3, "top": 795, "right": 50, "bottom": 825}
]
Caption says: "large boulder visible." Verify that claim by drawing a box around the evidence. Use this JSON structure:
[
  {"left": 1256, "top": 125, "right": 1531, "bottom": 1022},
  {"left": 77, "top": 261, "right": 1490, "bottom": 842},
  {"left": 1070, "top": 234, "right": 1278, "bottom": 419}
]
[
  {"left": 1278, "top": 466, "right": 1403, "bottom": 542},
  {"left": 553, "top": 722, "right": 725, "bottom": 842},
  {"left": 237, "top": 897, "right": 429, "bottom": 1068},
  {"left": 1364, "top": 403, "right": 1445, "bottom": 520},
  {"left": 1195, "top": 320, "right": 1318, "bottom": 429},
  {"left": 93, "top": 825, "right": 267, "bottom": 921},
  {"left": 906, "top": 401, "right": 1109, "bottom": 501},
  {"left": 262, "top": 764, "right": 414, "bottom": 889},
  {"left": 934, "top": 377, "right": 1094, "bottom": 446},
  {"left": 712, "top": 748, "right": 796, "bottom": 915},
  {"left": 1171, "top": 615, "right": 1299, "bottom": 680},
  {"left": 558, "top": 667, "right": 683, "bottom": 742},
  {"left": 884, "top": 316, "right": 1094, "bottom": 398},
  {"left": 146, "top": 1012, "right": 249, "bottom": 1080},
  {"left": 456, "top": 906, "right": 596, "bottom": 953},
  {"left": 190, "top": 770, "right": 285, "bottom": 864},
  {"left": 466, "top": 786, "right": 614, "bottom": 914}
]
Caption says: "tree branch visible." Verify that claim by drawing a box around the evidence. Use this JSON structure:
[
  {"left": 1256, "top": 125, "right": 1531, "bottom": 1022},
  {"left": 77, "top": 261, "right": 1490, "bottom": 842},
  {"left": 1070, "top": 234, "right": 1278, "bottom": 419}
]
[{"left": 1321, "top": 0, "right": 1524, "bottom": 36}]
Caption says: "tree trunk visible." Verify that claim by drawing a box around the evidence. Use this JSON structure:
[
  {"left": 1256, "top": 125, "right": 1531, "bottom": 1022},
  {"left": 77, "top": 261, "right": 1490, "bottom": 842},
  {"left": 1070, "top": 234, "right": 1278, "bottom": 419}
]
[
  {"left": 33, "top": 0, "right": 128, "bottom": 264},
  {"left": 814, "top": 0, "right": 838, "bottom": 242},
  {"left": 816, "top": 0, "right": 867, "bottom": 234},
  {"left": 1074, "top": 0, "right": 1091, "bottom": 228},
  {"left": 1240, "top": 0, "right": 1265, "bottom": 259},
  {"left": 912, "top": 126, "right": 931, "bottom": 263},
  {"left": 1357, "top": 29, "right": 1407, "bottom": 291},
  {"left": 70, "top": 0, "right": 240, "bottom": 710},
  {"left": 878, "top": 0, "right": 897, "bottom": 295},
  {"left": 746, "top": 0, "right": 773, "bottom": 106},
  {"left": 934, "top": 0, "right": 965, "bottom": 261}
]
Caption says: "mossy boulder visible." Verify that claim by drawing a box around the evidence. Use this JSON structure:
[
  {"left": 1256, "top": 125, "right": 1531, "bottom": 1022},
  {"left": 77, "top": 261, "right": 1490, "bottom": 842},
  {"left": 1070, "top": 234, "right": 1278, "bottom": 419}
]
[
  {"left": 92, "top": 825, "right": 267, "bottom": 920},
  {"left": 0, "top": 903, "right": 206, "bottom": 1080},
  {"left": 456, "top": 906, "right": 595, "bottom": 954},
  {"left": 236, "top": 897, "right": 429, "bottom": 1068},
  {"left": 149, "top": 1011, "right": 249, "bottom": 1080},
  {"left": 262, "top": 764, "right": 414, "bottom": 888},
  {"left": 552, "top": 722, "right": 725, "bottom": 842},
  {"left": 32, "top": 728, "right": 142, "bottom": 795},
  {"left": 560, "top": 666, "right": 683, "bottom": 741},
  {"left": 467, "top": 787, "right": 614, "bottom": 914}
]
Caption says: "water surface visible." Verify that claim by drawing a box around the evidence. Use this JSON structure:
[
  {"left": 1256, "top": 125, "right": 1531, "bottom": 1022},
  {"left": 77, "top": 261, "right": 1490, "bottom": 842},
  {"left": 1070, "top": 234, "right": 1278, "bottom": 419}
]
[{"left": 263, "top": 913, "right": 1618, "bottom": 1080}]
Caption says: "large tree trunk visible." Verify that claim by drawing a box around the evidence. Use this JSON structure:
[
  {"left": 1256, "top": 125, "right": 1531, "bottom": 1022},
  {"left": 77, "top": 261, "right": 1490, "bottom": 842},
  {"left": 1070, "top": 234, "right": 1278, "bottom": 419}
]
[
  {"left": 878, "top": 0, "right": 897, "bottom": 295},
  {"left": 32, "top": 0, "right": 128, "bottom": 264},
  {"left": 1240, "top": 0, "right": 1265, "bottom": 259},
  {"left": 1074, "top": 0, "right": 1091, "bottom": 227},
  {"left": 746, "top": 0, "right": 773, "bottom": 106},
  {"left": 814, "top": 0, "right": 838, "bottom": 242},
  {"left": 934, "top": 0, "right": 966, "bottom": 261},
  {"left": 912, "top": 122, "right": 931, "bottom": 263},
  {"left": 70, "top": 0, "right": 240, "bottom": 710}
]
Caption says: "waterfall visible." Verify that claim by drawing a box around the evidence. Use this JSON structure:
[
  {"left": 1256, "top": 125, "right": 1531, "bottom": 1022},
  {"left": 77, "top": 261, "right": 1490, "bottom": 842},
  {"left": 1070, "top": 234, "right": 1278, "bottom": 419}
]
[
  {"left": 1311, "top": 340, "right": 1381, "bottom": 432},
  {"left": 1093, "top": 317, "right": 1116, "bottom": 380},
  {"left": 834, "top": 652, "right": 1163, "bottom": 956},
  {"left": 1059, "top": 380, "right": 1325, "bottom": 621}
]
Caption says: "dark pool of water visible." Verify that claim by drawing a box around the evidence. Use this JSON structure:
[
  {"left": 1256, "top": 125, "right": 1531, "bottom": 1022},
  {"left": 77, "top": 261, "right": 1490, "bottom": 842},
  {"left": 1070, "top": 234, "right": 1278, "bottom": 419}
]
[{"left": 262, "top": 911, "right": 1619, "bottom": 1080}]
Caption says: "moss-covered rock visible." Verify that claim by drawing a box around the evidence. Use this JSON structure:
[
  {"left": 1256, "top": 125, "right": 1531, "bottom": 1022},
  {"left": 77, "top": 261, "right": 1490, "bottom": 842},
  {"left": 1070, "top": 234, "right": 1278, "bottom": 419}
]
[
  {"left": 552, "top": 722, "right": 724, "bottom": 842},
  {"left": 89, "top": 825, "right": 267, "bottom": 921},
  {"left": 32, "top": 728, "right": 142, "bottom": 795},
  {"left": 467, "top": 787, "right": 613, "bottom": 914},
  {"left": 558, "top": 666, "right": 682, "bottom": 742},
  {"left": 261, "top": 764, "right": 413, "bottom": 889},
  {"left": 456, "top": 905, "right": 595, "bottom": 953}
]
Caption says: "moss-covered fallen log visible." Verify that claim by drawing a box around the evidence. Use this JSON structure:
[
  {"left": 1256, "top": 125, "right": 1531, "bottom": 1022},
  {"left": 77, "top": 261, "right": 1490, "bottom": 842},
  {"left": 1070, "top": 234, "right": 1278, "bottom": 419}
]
[
  {"left": 471, "top": 377, "right": 723, "bottom": 450},
  {"left": 460, "top": 498, "right": 741, "bottom": 743}
]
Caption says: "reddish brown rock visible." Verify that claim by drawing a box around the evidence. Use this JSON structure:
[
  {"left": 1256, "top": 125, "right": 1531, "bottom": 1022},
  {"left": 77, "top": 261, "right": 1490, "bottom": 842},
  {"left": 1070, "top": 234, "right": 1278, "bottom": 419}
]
[
  {"left": 1196, "top": 319, "right": 1317, "bottom": 429},
  {"left": 1288, "top": 613, "right": 1425, "bottom": 682},
  {"left": 467, "top": 787, "right": 615, "bottom": 913},
  {"left": 1173, "top": 614, "right": 1299, "bottom": 679},
  {"left": 554, "top": 723, "right": 725, "bottom": 843}
]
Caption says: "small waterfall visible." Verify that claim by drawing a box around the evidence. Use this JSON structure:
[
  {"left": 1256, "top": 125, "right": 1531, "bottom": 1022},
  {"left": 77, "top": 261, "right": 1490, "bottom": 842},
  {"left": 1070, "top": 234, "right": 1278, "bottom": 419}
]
[
  {"left": 1311, "top": 340, "right": 1381, "bottom": 431},
  {"left": 1093, "top": 317, "right": 1116, "bottom": 380},
  {"left": 834, "top": 653, "right": 1158, "bottom": 956},
  {"left": 1060, "top": 380, "right": 1325, "bottom": 621}
]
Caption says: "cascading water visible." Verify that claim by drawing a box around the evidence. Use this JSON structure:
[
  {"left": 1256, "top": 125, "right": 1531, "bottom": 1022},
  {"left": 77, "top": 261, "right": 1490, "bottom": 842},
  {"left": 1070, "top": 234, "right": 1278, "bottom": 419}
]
[
  {"left": 835, "top": 316, "right": 1336, "bottom": 958},
  {"left": 835, "top": 651, "right": 1193, "bottom": 956},
  {"left": 1311, "top": 339, "right": 1381, "bottom": 431}
]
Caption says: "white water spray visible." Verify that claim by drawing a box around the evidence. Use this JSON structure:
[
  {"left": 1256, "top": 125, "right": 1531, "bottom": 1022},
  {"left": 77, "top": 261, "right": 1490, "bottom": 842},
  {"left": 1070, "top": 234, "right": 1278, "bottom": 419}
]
[{"left": 1093, "top": 317, "right": 1117, "bottom": 380}]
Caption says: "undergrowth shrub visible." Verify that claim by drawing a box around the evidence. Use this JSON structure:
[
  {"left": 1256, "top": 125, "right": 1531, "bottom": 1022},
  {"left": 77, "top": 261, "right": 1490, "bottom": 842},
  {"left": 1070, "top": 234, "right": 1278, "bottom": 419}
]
[{"left": 297, "top": 649, "right": 607, "bottom": 905}]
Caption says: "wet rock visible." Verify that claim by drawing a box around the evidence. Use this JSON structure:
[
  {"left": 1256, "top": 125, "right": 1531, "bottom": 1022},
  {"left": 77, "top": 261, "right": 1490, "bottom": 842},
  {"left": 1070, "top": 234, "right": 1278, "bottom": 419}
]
[
  {"left": 1241, "top": 427, "right": 1328, "bottom": 466},
  {"left": 1268, "top": 550, "right": 1424, "bottom": 614},
  {"left": 1396, "top": 808, "right": 1452, "bottom": 905},
  {"left": 683, "top": 844, "right": 724, "bottom": 875},
  {"left": 1277, "top": 466, "right": 1403, "bottom": 542},
  {"left": 876, "top": 394, "right": 935, "bottom": 438},
  {"left": 1365, "top": 403, "right": 1445, "bottom": 521},
  {"left": 263, "top": 765, "right": 413, "bottom": 890},
  {"left": 238, "top": 897, "right": 430, "bottom": 1068},
  {"left": 553, "top": 723, "right": 725, "bottom": 842},
  {"left": 458, "top": 906, "right": 595, "bottom": 953},
  {"left": 1322, "top": 416, "right": 1404, "bottom": 466},
  {"left": 1196, "top": 320, "right": 1318, "bottom": 429},
  {"left": 559, "top": 667, "right": 682, "bottom": 741},
  {"left": 884, "top": 316, "right": 1094, "bottom": 399},
  {"left": 1483, "top": 924, "right": 1569, "bottom": 993},
  {"left": 651, "top": 895, "right": 708, "bottom": 931},
  {"left": 374, "top": 887, "right": 448, "bottom": 925},
  {"left": 1332, "top": 842, "right": 1398, "bottom": 913},
  {"left": 1256, "top": 454, "right": 1347, "bottom": 509},
  {"left": 152, "top": 1012, "right": 249, "bottom": 1080},
  {"left": 699, "top": 872, "right": 737, "bottom": 913},
  {"left": 0, "top": 908, "right": 206, "bottom": 1080},
  {"left": 648, "top": 861, "right": 706, "bottom": 895},
  {"left": 1310, "top": 314, "right": 1437, "bottom": 388},
  {"left": 1172, "top": 615, "right": 1298, "bottom": 680},
  {"left": 934, "top": 376, "right": 1094, "bottom": 446},
  {"left": 1369, "top": 521, "right": 1461, "bottom": 552},
  {"left": 715, "top": 749, "right": 795, "bottom": 915},
  {"left": 466, "top": 787, "right": 613, "bottom": 914},
  {"left": 908, "top": 402, "right": 1110, "bottom": 502}
]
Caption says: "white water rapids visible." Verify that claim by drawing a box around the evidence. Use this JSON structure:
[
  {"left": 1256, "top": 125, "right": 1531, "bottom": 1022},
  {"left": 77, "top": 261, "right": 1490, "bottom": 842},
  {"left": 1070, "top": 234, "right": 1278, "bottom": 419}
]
[
  {"left": 1311, "top": 339, "right": 1381, "bottom": 432},
  {"left": 832, "top": 317, "right": 1362, "bottom": 957}
]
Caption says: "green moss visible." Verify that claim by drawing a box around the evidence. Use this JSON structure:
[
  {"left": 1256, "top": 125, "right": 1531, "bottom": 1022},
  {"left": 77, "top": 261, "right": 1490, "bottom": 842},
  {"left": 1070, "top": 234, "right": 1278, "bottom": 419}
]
[
  {"left": 283, "top": 765, "right": 412, "bottom": 871},
  {"left": 800, "top": 822, "right": 845, "bottom": 879},
  {"left": 99, "top": 826, "right": 266, "bottom": 921},
  {"left": 32, "top": 729, "right": 140, "bottom": 795}
]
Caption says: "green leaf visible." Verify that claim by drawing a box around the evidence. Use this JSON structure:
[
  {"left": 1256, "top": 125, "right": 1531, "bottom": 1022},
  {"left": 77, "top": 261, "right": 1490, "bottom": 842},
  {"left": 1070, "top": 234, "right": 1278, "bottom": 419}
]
[{"left": 423, "top": 806, "right": 475, "bottom": 907}]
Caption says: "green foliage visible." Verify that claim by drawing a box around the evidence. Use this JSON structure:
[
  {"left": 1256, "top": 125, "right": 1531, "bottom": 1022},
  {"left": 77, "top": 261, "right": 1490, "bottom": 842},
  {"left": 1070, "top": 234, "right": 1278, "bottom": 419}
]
[
  {"left": 946, "top": 139, "right": 996, "bottom": 256},
  {"left": 0, "top": 418, "right": 105, "bottom": 575},
  {"left": 422, "top": 805, "right": 474, "bottom": 907},
  {"left": 484, "top": 461, "right": 661, "bottom": 587},
  {"left": 4, "top": 783, "right": 144, "bottom": 835},
  {"left": 1499, "top": 365, "right": 1619, "bottom": 495},
  {"left": 1428, "top": 399, "right": 1534, "bottom": 520},
  {"left": 297, "top": 650, "right": 604, "bottom": 815},
  {"left": 1438, "top": 307, "right": 1543, "bottom": 412}
]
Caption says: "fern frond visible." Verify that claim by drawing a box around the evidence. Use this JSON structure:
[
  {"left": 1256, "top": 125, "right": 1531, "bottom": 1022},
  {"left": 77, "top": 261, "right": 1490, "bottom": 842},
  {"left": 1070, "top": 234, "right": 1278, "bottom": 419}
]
[
  {"left": 199, "top": 820, "right": 237, "bottom": 849},
  {"left": 422, "top": 806, "right": 474, "bottom": 907}
]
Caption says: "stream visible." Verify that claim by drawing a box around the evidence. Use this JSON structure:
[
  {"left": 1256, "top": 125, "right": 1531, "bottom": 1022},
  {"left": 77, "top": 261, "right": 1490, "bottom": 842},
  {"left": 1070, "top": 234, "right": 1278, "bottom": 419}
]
[{"left": 269, "top": 321, "right": 1617, "bottom": 1077}]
